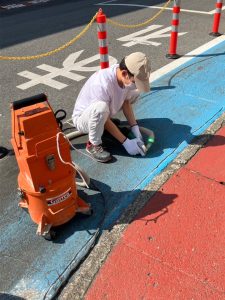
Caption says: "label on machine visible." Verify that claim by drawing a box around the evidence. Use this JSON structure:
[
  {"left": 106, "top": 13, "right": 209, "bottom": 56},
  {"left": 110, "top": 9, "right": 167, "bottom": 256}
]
[{"left": 47, "top": 188, "right": 72, "bottom": 206}]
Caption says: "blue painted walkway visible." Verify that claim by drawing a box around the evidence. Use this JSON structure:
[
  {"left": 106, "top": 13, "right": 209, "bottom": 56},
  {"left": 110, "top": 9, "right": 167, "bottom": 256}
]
[{"left": 1, "top": 40, "right": 225, "bottom": 299}]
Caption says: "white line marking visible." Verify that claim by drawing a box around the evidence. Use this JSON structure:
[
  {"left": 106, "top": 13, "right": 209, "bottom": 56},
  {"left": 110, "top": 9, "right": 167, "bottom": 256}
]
[
  {"left": 0, "top": 0, "right": 52, "bottom": 10},
  {"left": 96, "top": 2, "right": 225, "bottom": 15},
  {"left": 97, "top": 0, "right": 118, "bottom": 4},
  {"left": 185, "top": 93, "right": 218, "bottom": 104},
  {"left": 208, "top": 5, "right": 225, "bottom": 14},
  {"left": 150, "top": 35, "right": 225, "bottom": 83}
]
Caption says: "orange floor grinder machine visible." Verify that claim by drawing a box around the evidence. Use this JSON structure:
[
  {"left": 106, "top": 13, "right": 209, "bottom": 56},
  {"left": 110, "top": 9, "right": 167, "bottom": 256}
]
[{"left": 11, "top": 93, "right": 91, "bottom": 239}]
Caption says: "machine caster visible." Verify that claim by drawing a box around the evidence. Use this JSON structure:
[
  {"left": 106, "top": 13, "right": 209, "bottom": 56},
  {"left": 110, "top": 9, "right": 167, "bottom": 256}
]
[
  {"left": 82, "top": 208, "right": 93, "bottom": 216},
  {"left": 43, "top": 229, "right": 56, "bottom": 241},
  {"left": 87, "top": 208, "right": 93, "bottom": 216}
]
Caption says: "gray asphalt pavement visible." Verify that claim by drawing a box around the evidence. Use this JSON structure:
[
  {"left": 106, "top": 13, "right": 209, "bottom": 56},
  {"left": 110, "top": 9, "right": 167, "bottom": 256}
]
[{"left": 1, "top": 0, "right": 224, "bottom": 150}]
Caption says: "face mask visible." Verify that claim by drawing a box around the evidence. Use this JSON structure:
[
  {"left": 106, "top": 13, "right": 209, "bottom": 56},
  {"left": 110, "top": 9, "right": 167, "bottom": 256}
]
[{"left": 124, "top": 82, "right": 136, "bottom": 90}]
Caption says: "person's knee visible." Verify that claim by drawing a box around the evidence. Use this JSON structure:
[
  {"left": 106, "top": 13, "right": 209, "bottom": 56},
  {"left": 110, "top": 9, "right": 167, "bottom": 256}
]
[
  {"left": 94, "top": 101, "right": 109, "bottom": 115},
  {"left": 92, "top": 102, "right": 110, "bottom": 123},
  {"left": 88, "top": 102, "right": 110, "bottom": 129}
]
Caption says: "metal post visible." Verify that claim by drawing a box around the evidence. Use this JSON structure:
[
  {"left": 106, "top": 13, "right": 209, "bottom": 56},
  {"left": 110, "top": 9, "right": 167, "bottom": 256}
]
[
  {"left": 210, "top": 0, "right": 223, "bottom": 36},
  {"left": 97, "top": 8, "right": 109, "bottom": 69},
  {"left": 166, "top": 0, "right": 181, "bottom": 59}
]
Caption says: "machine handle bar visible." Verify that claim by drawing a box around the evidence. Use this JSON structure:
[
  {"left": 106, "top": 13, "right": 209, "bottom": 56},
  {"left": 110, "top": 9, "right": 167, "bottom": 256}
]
[{"left": 11, "top": 93, "right": 47, "bottom": 110}]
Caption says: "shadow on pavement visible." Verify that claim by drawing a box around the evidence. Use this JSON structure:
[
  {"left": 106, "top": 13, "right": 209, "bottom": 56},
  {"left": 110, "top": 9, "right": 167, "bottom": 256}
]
[
  {"left": 71, "top": 118, "right": 225, "bottom": 159},
  {"left": 0, "top": 294, "right": 25, "bottom": 300},
  {"left": 134, "top": 189, "right": 177, "bottom": 225},
  {"left": 48, "top": 183, "right": 177, "bottom": 243}
]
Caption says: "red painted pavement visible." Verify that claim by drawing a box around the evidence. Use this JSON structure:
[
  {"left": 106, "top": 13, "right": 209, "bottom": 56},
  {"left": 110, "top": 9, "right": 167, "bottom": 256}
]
[
  {"left": 186, "top": 126, "right": 225, "bottom": 183},
  {"left": 86, "top": 125, "right": 225, "bottom": 300}
]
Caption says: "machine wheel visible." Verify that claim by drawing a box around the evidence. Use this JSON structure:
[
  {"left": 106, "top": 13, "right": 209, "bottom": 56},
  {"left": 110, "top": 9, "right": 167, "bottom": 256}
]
[{"left": 43, "top": 229, "right": 56, "bottom": 241}]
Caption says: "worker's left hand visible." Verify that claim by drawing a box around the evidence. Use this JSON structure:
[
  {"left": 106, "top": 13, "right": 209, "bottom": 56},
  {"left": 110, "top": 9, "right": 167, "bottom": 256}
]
[{"left": 131, "top": 124, "right": 143, "bottom": 141}]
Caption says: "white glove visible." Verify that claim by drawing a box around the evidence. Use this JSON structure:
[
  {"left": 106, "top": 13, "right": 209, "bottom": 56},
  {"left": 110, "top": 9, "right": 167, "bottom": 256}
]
[
  {"left": 122, "top": 138, "right": 145, "bottom": 156},
  {"left": 131, "top": 125, "right": 143, "bottom": 141}
]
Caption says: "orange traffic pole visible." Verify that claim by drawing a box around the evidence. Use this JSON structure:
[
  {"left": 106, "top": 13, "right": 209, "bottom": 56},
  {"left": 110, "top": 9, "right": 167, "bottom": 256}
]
[
  {"left": 97, "top": 8, "right": 109, "bottom": 69},
  {"left": 210, "top": 0, "right": 223, "bottom": 36},
  {"left": 166, "top": 0, "right": 181, "bottom": 59}
]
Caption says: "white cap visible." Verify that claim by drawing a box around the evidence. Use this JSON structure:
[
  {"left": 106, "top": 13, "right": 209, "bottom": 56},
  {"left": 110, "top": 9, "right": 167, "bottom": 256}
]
[{"left": 125, "top": 52, "right": 151, "bottom": 93}]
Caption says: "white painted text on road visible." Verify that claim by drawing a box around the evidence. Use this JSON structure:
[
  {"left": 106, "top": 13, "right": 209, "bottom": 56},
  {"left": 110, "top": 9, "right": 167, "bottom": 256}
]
[{"left": 17, "top": 50, "right": 117, "bottom": 90}]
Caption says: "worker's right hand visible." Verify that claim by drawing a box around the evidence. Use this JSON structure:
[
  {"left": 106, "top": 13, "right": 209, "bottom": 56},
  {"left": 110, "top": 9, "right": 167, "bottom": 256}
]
[{"left": 122, "top": 138, "right": 145, "bottom": 156}]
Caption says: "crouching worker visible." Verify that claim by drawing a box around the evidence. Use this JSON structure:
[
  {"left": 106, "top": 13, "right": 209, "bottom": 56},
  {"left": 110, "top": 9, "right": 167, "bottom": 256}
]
[{"left": 72, "top": 52, "right": 150, "bottom": 163}]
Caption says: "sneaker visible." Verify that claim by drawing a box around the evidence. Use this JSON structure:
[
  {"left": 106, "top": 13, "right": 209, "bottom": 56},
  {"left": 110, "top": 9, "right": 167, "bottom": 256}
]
[{"left": 86, "top": 142, "right": 112, "bottom": 162}]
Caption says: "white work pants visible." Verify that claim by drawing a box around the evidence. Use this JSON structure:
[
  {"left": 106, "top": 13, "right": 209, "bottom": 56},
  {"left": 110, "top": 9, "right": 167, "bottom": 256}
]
[
  {"left": 73, "top": 101, "right": 110, "bottom": 145},
  {"left": 73, "top": 90, "right": 140, "bottom": 145}
]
